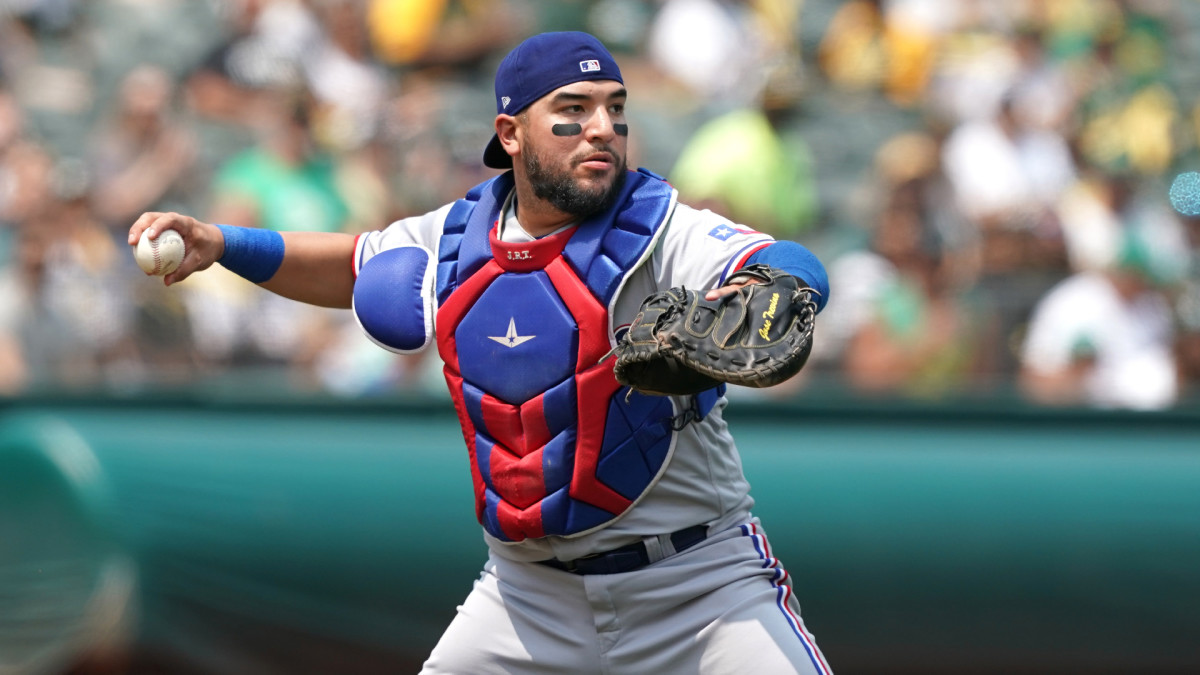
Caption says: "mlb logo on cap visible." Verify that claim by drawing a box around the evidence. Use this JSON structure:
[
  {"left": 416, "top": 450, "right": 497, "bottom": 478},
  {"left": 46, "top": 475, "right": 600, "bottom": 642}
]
[{"left": 580, "top": 59, "right": 601, "bottom": 72}]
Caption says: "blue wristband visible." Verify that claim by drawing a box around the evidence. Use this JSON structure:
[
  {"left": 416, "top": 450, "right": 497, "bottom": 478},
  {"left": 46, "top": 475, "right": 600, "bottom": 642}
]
[
  {"left": 746, "top": 241, "right": 829, "bottom": 312},
  {"left": 216, "top": 225, "right": 284, "bottom": 283}
]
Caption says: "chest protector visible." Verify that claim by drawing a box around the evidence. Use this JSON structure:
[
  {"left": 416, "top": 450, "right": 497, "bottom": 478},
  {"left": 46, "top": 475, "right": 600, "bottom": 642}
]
[{"left": 435, "top": 170, "right": 681, "bottom": 542}]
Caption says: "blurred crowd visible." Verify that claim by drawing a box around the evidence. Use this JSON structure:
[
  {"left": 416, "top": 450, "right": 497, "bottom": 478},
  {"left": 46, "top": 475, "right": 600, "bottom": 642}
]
[{"left": 1, "top": 0, "right": 1199, "bottom": 410}]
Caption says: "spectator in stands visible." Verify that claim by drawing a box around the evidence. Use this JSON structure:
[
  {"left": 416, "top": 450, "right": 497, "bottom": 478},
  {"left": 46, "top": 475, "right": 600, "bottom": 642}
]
[
  {"left": 180, "top": 88, "right": 355, "bottom": 386},
  {"left": 88, "top": 64, "right": 199, "bottom": 227},
  {"left": 646, "top": 0, "right": 799, "bottom": 111},
  {"left": 207, "top": 89, "right": 349, "bottom": 234},
  {"left": 668, "top": 83, "right": 819, "bottom": 240},
  {"left": 1019, "top": 230, "right": 1178, "bottom": 410},
  {"left": 840, "top": 175, "right": 979, "bottom": 397},
  {"left": 0, "top": 0, "right": 1198, "bottom": 404},
  {"left": 185, "top": 0, "right": 318, "bottom": 126}
]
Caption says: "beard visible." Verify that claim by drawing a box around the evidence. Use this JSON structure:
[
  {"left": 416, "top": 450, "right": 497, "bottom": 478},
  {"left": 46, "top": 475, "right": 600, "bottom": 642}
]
[{"left": 523, "top": 142, "right": 627, "bottom": 219}]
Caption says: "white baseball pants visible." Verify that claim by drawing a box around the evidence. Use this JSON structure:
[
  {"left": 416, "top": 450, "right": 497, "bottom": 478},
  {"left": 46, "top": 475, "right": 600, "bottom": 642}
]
[{"left": 420, "top": 519, "right": 833, "bottom": 674}]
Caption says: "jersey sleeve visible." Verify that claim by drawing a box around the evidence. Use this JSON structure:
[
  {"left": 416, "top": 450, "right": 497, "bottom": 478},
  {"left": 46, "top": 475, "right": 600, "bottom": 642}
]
[
  {"left": 353, "top": 202, "right": 454, "bottom": 277},
  {"left": 350, "top": 203, "right": 454, "bottom": 353},
  {"left": 651, "top": 203, "right": 777, "bottom": 291}
]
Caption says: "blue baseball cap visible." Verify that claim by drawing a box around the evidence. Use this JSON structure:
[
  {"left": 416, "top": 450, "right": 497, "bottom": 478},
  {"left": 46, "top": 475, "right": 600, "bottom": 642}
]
[{"left": 483, "top": 32, "right": 624, "bottom": 169}]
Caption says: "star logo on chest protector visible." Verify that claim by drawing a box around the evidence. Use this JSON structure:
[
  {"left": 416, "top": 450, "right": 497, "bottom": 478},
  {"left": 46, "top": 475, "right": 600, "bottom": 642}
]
[{"left": 488, "top": 317, "right": 536, "bottom": 348}]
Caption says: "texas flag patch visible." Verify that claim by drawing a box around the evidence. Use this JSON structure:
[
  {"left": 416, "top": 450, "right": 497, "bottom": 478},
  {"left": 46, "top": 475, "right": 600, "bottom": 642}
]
[{"left": 708, "top": 224, "right": 757, "bottom": 241}]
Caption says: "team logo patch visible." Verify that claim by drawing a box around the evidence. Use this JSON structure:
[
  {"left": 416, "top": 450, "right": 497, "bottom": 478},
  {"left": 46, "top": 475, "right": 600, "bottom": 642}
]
[
  {"left": 708, "top": 225, "right": 737, "bottom": 241},
  {"left": 708, "top": 224, "right": 758, "bottom": 241},
  {"left": 501, "top": 96, "right": 511, "bottom": 110},
  {"left": 580, "top": 59, "right": 601, "bottom": 73}
]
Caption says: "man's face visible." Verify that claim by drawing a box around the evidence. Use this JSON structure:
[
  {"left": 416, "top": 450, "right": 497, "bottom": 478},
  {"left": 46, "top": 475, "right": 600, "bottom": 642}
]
[{"left": 518, "top": 80, "right": 629, "bottom": 218}]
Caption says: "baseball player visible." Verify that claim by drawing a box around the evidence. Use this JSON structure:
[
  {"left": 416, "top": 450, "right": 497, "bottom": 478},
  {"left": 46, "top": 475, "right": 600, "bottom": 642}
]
[{"left": 129, "top": 32, "right": 833, "bottom": 674}]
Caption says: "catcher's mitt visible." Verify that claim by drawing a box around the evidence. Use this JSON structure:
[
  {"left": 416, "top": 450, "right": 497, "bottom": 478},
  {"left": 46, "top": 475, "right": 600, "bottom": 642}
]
[{"left": 611, "top": 264, "right": 818, "bottom": 396}]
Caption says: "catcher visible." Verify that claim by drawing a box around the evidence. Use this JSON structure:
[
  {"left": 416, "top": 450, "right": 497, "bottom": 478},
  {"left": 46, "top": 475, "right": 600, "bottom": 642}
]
[{"left": 128, "top": 32, "right": 832, "bottom": 675}]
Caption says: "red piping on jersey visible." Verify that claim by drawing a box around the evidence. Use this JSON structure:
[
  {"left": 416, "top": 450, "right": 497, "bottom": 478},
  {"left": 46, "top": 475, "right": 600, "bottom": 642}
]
[
  {"left": 352, "top": 232, "right": 365, "bottom": 278},
  {"left": 732, "top": 241, "right": 772, "bottom": 276}
]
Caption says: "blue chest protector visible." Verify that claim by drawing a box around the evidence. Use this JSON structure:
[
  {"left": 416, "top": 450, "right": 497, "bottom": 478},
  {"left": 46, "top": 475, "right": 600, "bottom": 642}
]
[{"left": 433, "top": 170, "right": 716, "bottom": 542}]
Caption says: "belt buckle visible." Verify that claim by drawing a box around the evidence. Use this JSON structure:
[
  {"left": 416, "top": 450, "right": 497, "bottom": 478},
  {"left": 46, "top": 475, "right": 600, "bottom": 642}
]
[
  {"left": 562, "top": 550, "right": 606, "bottom": 574},
  {"left": 539, "top": 525, "right": 707, "bottom": 575}
]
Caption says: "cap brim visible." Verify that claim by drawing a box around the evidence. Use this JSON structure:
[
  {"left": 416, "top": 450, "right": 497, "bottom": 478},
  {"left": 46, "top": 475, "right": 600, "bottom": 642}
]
[{"left": 483, "top": 134, "right": 512, "bottom": 169}]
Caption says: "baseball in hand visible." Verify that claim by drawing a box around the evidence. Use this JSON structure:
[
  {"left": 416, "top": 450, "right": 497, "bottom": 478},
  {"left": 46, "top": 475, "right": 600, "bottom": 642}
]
[{"left": 134, "top": 228, "right": 185, "bottom": 276}]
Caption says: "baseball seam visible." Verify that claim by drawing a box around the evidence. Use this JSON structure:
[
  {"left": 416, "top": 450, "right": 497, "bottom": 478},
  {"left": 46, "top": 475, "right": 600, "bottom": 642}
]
[{"left": 152, "top": 240, "right": 162, "bottom": 275}]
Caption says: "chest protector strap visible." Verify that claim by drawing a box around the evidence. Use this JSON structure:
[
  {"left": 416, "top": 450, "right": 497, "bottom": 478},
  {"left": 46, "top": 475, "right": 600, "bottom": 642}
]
[{"left": 436, "top": 170, "right": 708, "bottom": 542}]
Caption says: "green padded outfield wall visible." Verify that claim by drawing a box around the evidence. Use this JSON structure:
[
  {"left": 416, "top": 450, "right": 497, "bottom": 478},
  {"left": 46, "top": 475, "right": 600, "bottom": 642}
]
[{"left": 1, "top": 393, "right": 1199, "bottom": 674}]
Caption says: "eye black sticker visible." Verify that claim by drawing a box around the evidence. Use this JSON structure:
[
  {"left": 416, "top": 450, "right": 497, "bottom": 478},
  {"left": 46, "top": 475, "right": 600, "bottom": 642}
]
[
  {"left": 551, "top": 123, "right": 629, "bottom": 136},
  {"left": 552, "top": 123, "right": 583, "bottom": 136}
]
